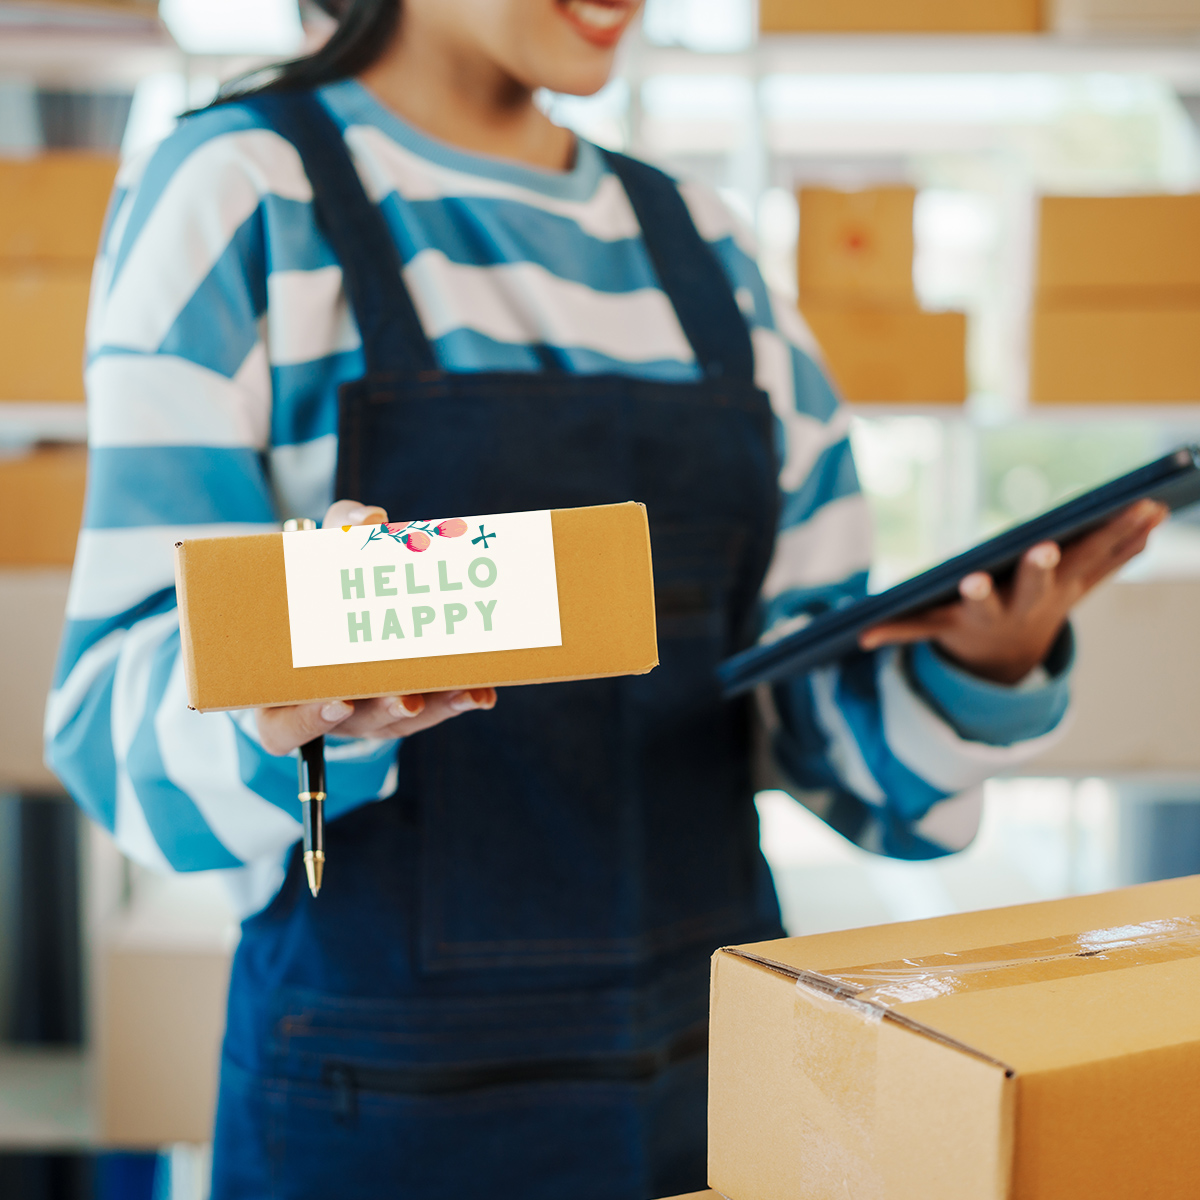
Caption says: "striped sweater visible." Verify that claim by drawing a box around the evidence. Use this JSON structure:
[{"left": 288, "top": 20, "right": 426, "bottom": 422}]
[{"left": 46, "top": 80, "right": 1070, "bottom": 916}]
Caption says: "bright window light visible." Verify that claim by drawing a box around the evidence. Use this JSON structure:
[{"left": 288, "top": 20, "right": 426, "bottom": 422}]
[{"left": 160, "top": 0, "right": 305, "bottom": 56}]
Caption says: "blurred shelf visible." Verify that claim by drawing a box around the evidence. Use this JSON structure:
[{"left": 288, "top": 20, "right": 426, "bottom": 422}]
[
  {"left": 640, "top": 34, "right": 1200, "bottom": 87},
  {"left": 0, "top": 403, "right": 88, "bottom": 444},
  {"left": 0, "top": 2, "right": 177, "bottom": 89},
  {"left": 0, "top": 1046, "right": 93, "bottom": 1150}
]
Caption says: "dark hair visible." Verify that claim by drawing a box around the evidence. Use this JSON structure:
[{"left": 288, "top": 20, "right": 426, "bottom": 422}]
[{"left": 220, "top": 0, "right": 400, "bottom": 99}]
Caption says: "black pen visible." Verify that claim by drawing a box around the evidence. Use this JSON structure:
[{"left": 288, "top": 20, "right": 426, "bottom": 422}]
[
  {"left": 283, "top": 517, "right": 327, "bottom": 898},
  {"left": 298, "top": 736, "right": 326, "bottom": 897}
]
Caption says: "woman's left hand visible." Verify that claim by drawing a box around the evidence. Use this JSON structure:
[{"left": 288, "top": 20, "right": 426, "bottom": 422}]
[{"left": 858, "top": 499, "right": 1168, "bottom": 684}]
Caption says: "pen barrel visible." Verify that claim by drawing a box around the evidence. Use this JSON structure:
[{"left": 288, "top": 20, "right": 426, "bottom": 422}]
[
  {"left": 301, "top": 794, "right": 325, "bottom": 857},
  {"left": 297, "top": 735, "right": 327, "bottom": 858}
]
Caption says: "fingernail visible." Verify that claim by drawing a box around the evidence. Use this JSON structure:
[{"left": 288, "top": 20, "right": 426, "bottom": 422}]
[
  {"left": 387, "top": 695, "right": 424, "bottom": 719},
  {"left": 447, "top": 691, "right": 478, "bottom": 713},
  {"left": 1030, "top": 543, "right": 1060, "bottom": 570},
  {"left": 961, "top": 574, "right": 992, "bottom": 601},
  {"left": 345, "top": 508, "right": 372, "bottom": 524},
  {"left": 321, "top": 700, "right": 352, "bottom": 722}
]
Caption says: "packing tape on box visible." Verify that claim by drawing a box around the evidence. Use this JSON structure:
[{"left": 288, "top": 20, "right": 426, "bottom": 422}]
[{"left": 823, "top": 915, "right": 1200, "bottom": 1006}]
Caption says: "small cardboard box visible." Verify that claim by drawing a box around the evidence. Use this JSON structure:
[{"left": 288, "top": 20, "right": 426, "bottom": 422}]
[
  {"left": 175, "top": 502, "right": 658, "bottom": 711},
  {"left": 800, "top": 303, "right": 967, "bottom": 403},
  {"left": 760, "top": 0, "right": 1042, "bottom": 32},
  {"left": 1054, "top": 0, "right": 1200, "bottom": 34},
  {"left": 0, "top": 444, "right": 87, "bottom": 564},
  {"left": 798, "top": 186, "right": 917, "bottom": 308},
  {"left": 0, "top": 263, "right": 92, "bottom": 402},
  {"left": 1030, "top": 306, "right": 1200, "bottom": 403},
  {"left": 0, "top": 153, "right": 118, "bottom": 263},
  {"left": 708, "top": 875, "right": 1200, "bottom": 1200},
  {"left": 1036, "top": 194, "right": 1200, "bottom": 303}
]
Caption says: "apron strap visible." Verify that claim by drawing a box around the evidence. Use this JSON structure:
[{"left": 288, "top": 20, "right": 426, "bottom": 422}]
[
  {"left": 237, "top": 92, "right": 754, "bottom": 383},
  {"left": 600, "top": 150, "right": 756, "bottom": 384},
  {"left": 238, "top": 90, "right": 437, "bottom": 374}
]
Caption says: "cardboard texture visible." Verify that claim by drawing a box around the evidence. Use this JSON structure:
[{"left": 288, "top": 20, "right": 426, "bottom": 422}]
[
  {"left": 798, "top": 186, "right": 917, "bottom": 308},
  {"left": 0, "top": 444, "right": 86, "bottom": 564},
  {"left": 801, "top": 303, "right": 967, "bottom": 403},
  {"left": 709, "top": 876, "right": 1200, "bottom": 1200},
  {"left": 760, "top": 0, "right": 1043, "bottom": 32},
  {"left": 0, "top": 264, "right": 92, "bottom": 402},
  {"left": 1030, "top": 307, "right": 1200, "bottom": 403},
  {"left": 0, "top": 154, "right": 119, "bottom": 263},
  {"left": 1036, "top": 194, "right": 1200, "bottom": 303},
  {"left": 176, "top": 502, "right": 658, "bottom": 711}
]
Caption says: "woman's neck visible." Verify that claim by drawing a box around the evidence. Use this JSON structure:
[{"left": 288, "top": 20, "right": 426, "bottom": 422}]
[{"left": 357, "top": 26, "right": 575, "bottom": 172}]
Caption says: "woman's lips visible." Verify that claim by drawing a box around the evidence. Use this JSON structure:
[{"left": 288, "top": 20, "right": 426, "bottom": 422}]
[{"left": 557, "top": 0, "right": 637, "bottom": 48}]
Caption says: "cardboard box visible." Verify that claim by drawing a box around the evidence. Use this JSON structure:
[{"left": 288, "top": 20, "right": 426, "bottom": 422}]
[
  {"left": 1030, "top": 306, "right": 1200, "bottom": 403},
  {"left": 0, "top": 154, "right": 118, "bottom": 263},
  {"left": 176, "top": 502, "right": 658, "bottom": 711},
  {"left": 708, "top": 875, "right": 1200, "bottom": 1200},
  {"left": 798, "top": 186, "right": 917, "bottom": 308},
  {"left": 0, "top": 264, "right": 92, "bottom": 401},
  {"left": 760, "top": 0, "right": 1043, "bottom": 33},
  {"left": 800, "top": 303, "right": 967, "bottom": 403},
  {"left": 1036, "top": 194, "right": 1200, "bottom": 303},
  {"left": 0, "top": 444, "right": 87, "bottom": 564}
]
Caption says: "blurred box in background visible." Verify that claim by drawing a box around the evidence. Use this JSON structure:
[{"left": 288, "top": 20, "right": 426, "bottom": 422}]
[
  {"left": 0, "top": 154, "right": 116, "bottom": 404},
  {"left": 798, "top": 186, "right": 917, "bottom": 309},
  {"left": 0, "top": 444, "right": 86, "bottom": 565},
  {"left": 0, "top": 155, "right": 118, "bottom": 262},
  {"left": 1031, "top": 193, "right": 1200, "bottom": 403},
  {"left": 1054, "top": 0, "right": 1200, "bottom": 33},
  {"left": 800, "top": 305, "right": 968, "bottom": 404},
  {"left": 798, "top": 186, "right": 967, "bottom": 404},
  {"left": 0, "top": 268, "right": 93, "bottom": 403},
  {"left": 760, "top": 0, "right": 1043, "bottom": 33}
]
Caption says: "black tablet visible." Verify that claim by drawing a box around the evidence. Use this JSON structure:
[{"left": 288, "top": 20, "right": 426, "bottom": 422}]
[{"left": 718, "top": 444, "right": 1200, "bottom": 697}]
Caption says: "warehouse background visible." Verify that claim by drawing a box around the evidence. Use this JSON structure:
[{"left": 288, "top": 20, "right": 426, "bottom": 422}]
[{"left": 3, "top": 1, "right": 1200, "bottom": 1196}]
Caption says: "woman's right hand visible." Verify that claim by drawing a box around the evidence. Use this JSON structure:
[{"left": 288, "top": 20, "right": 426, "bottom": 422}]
[{"left": 254, "top": 499, "right": 498, "bottom": 757}]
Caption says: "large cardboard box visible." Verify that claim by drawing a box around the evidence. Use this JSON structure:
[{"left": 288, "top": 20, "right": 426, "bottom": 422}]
[
  {"left": 760, "top": 0, "right": 1043, "bottom": 33},
  {"left": 708, "top": 875, "right": 1200, "bottom": 1200},
  {"left": 0, "top": 444, "right": 86, "bottom": 564},
  {"left": 0, "top": 264, "right": 92, "bottom": 402},
  {"left": 798, "top": 187, "right": 917, "bottom": 308},
  {"left": 1030, "top": 306, "right": 1200, "bottom": 403},
  {"left": 176, "top": 502, "right": 658, "bottom": 711},
  {"left": 0, "top": 154, "right": 118, "bottom": 264},
  {"left": 1036, "top": 194, "right": 1200, "bottom": 303},
  {"left": 800, "top": 303, "right": 967, "bottom": 403}
]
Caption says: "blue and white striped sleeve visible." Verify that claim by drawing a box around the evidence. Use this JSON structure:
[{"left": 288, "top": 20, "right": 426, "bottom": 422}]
[
  {"left": 44, "top": 112, "right": 398, "bottom": 894},
  {"left": 681, "top": 183, "right": 1071, "bottom": 860}
]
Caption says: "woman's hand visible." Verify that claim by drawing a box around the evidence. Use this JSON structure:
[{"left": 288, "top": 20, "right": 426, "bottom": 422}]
[
  {"left": 255, "top": 498, "right": 497, "bottom": 757},
  {"left": 858, "top": 499, "right": 1168, "bottom": 685}
]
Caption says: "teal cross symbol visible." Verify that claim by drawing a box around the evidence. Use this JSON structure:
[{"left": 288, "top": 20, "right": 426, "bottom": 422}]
[{"left": 472, "top": 525, "right": 497, "bottom": 549}]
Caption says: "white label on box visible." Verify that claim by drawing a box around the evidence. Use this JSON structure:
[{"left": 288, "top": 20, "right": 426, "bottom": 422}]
[{"left": 281, "top": 511, "right": 562, "bottom": 669}]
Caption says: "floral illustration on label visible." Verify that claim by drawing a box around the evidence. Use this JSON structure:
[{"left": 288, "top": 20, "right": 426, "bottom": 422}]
[{"left": 347, "top": 518, "right": 470, "bottom": 553}]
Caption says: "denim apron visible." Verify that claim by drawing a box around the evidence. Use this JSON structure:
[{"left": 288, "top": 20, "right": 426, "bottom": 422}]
[{"left": 211, "top": 91, "right": 784, "bottom": 1200}]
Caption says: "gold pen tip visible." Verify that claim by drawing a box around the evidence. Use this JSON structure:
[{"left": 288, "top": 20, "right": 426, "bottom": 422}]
[{"left": 304, "top": 850, "right": 325, "bottom": 897}]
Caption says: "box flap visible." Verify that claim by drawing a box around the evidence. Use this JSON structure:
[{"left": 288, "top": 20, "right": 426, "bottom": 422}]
[{"left": 726, "top": 876, "right": 1200, "bottom": 1072}]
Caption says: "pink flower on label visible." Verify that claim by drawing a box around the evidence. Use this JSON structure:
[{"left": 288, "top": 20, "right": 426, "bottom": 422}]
[
  {"left": 403, "top": 529, "right": 431, "bottom": 552},
  {"left": 436, "top": 518, "right": 468, "bottom": 538},
  {"left": 385, "top": 522, "right": 409, "bottom": 535}
]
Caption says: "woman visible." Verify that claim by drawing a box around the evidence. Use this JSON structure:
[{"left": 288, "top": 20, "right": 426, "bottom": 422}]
[{"left": 48, "top": 1, "right": 1163, "bottom": 1196}]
